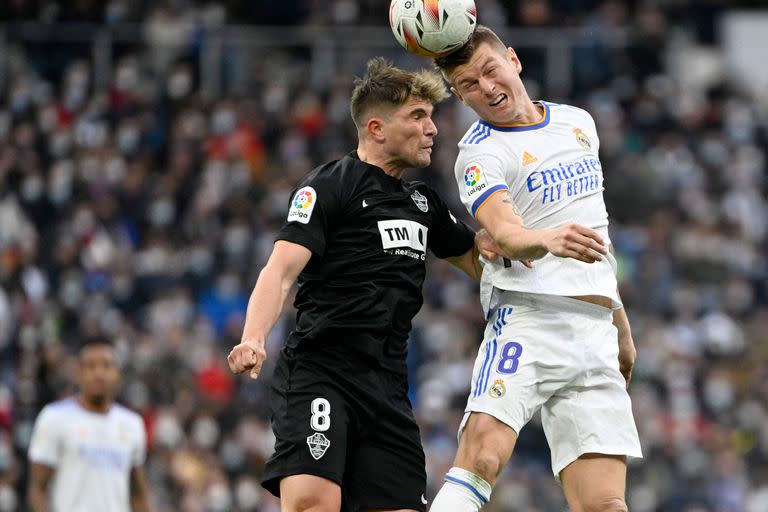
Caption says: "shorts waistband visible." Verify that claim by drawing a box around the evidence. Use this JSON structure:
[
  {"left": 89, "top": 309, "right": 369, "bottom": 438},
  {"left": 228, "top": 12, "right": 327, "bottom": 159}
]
[{"left": 490, "top": 289, "right": 614, "bottom": 319}]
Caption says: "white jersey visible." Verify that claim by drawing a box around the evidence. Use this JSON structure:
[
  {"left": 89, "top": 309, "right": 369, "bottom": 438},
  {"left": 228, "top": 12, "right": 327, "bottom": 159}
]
[
  {"left": 454, "top": 101, "right": 621, "bottom": 312},
  {"left": 28, "top": 397, "right": 146, "bottom": 512}
]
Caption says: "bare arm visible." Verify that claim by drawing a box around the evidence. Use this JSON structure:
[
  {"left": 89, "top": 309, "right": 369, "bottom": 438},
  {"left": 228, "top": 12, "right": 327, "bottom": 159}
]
[
  {"left": 27, "top": 463, "right": 53, "bottom": 512},
  {"left": 130, "top": 466, "right": 153, "bottom": 512},
  {"left": 475, "top": 190, "right": 607, "bottom": 263},
  {"left": 446, "top": 229, "right": 501, "bottom": 280},
  {"left": 227, "top": 240, "right": 312, "bottom": 379}
]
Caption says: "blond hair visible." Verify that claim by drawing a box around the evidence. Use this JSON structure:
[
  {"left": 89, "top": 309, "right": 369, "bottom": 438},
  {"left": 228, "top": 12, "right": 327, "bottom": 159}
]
[{"left": 350, "top": 57, "right": 449, "bottom": 129}]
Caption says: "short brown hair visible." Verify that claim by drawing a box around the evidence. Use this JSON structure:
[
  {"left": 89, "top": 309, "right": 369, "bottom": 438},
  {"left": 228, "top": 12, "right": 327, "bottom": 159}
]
[
  {"left": 350, "top": 57, "right": 449, "bottom": 129},
  {"left": 433, "top": 25, "right": 507, "bottom": 81}
]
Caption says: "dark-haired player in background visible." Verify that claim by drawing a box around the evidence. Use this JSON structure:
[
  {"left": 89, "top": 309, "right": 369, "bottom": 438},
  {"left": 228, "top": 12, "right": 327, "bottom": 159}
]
[
  {"left": 27, "top": 339, "right": 153, "bottom": 512},
  {"left": 227, "top": 57, "right": 505, "bottom": 512}
]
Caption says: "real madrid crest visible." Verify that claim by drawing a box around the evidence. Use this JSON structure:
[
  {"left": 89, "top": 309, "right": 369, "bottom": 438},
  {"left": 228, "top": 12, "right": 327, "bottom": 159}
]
[
  {"left": 573, "top": 128, "right": 592, "bottom": 151},
  {"left": 488, "top": 378, "right": 506, "bottom": 398},
  {"left": 411, "top": 189, "right": 428, "bottom": 213}
]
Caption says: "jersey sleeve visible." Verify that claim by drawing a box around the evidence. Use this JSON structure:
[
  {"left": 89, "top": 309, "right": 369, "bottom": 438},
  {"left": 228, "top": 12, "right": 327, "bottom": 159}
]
[
  {"left": 275, "top": 174, "right": 344, "bottom": 257},
  {"left": 584, "top": 111, "right": 601, "bottom": 153},
  {"left": 424, "top": 188, "right": 475, "bottom": 259},
  {"left": 28, "top": 407, "right": 61, "bottom": 468},
  {"left": 131, "top": 416, "right": 147, "bottom": 467},
  {"left": 454, "top": 149, "right": 511, "bottom": 218}
]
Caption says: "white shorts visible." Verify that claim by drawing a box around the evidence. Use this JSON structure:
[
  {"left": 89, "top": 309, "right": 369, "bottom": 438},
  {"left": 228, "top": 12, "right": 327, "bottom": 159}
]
[{"left": 459, "top": 291, "right": 642, "bottom": 478}]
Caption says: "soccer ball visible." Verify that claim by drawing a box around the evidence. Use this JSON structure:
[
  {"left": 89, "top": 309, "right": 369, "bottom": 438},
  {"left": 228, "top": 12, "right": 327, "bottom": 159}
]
[{"left": 389, "top": 0, "right": 477, "bottom": 58}]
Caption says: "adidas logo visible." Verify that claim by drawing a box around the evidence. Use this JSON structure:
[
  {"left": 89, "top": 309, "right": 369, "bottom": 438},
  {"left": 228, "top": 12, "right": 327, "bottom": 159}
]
[{"left": 522, "top": 151, "right": 538, "bottom": 166}]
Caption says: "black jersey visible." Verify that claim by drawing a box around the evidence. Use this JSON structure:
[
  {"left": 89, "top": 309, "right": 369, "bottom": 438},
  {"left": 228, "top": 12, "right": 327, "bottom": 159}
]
[{"left": 276, "top": 151, "right": 475, "bottom": 373}]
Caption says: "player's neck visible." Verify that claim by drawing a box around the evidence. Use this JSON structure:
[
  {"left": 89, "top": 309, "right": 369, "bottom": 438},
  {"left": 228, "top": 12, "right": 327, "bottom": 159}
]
[
  {"left": 356, "top": 145, "right": 405, "bottom": 179},
  {"left": 526, "top": 100, "right": 545, "bottom": 122},
  {"left": 77, "top": 394, "right": 112, "bottom": 414}
]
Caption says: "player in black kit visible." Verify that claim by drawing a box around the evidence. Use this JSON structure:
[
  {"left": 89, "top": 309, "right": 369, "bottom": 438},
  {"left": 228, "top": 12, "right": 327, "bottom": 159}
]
[{"left": 228, "top": 58, "right": 503, "bottom": 512}]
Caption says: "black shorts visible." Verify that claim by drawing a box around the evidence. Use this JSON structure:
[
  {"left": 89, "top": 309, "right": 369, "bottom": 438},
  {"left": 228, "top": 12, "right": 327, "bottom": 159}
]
[{"left": 262, "top": 346, "right": 427, "bottom": 511}]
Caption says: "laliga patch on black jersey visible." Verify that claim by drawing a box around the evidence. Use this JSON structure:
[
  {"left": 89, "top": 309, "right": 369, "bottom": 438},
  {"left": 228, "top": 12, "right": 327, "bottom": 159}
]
[
  {"left": 378, "top": 219, "right": 428, "bottom": 260},
  {"left": 287, "top": 186, "right": 317, "bottom": 224}
]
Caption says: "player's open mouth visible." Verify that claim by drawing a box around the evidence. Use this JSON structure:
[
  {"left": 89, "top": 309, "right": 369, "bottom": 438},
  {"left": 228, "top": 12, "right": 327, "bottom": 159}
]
[{"left": 490, "top": 94, "right": 507, "bottom": 107}]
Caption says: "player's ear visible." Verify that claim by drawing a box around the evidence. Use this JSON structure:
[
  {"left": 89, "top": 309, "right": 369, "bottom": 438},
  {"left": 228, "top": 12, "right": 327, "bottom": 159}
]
[
  {"left": 507, "top": 47, "right": 522, "bottom": 74},
  {"left": 367, "top": 117, "right": 386, "bottom": 142},
  {"left": 450, "top": 86, "right": 465, "bottom": 104}
]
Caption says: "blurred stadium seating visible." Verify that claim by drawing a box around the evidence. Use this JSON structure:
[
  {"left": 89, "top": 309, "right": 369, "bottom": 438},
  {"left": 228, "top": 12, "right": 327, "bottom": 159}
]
[{"left": 1, "top": 1, "right": 768, "bottom": 511}]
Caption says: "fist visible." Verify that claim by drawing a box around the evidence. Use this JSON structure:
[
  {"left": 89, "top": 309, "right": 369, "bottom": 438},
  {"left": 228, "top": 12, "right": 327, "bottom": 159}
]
[{"left": 227, "top": 341, "right": 267, "bottom": 380}]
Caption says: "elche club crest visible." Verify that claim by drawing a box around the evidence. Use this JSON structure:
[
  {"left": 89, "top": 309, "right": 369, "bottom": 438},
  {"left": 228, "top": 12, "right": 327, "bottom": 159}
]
[
  {"left": 411, "top": 190, "right": 428, "bottom": 212},
  {"left": 573, "top": 128, "right": 591, "bottom": 151},
  {"left": 306, "top": 432, "right": 331, "bottom": 460}
]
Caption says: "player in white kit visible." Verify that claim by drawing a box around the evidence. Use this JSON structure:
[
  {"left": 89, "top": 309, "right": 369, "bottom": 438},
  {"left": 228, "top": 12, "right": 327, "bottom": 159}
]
[
  {"left": 429, "top": 26, "right": 642, "bottom": 512},
  {"left": 27, "top": 339, "right": 153, "bottom": 512}
]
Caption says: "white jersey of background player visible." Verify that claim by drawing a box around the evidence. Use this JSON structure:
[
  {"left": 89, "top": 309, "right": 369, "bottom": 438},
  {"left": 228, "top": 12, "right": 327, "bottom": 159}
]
[
  {"left": 429, "top": 26, "right": 641, "bottom": 512},
  {"left": 27, "top": 340, "right": 152, "bottom": 512}
]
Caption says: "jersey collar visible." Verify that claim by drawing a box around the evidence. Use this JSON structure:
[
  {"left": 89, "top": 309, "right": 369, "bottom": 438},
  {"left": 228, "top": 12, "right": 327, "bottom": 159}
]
[
  {"left": 478, "top": 101, "right": 550, "bottom": 132},
  {"left": 348, "top": 151, "right": 403, "bottom": 184}
]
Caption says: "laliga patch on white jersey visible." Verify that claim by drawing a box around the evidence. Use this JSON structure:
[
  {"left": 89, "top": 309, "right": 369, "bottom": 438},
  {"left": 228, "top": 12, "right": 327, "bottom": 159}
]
[
  {"left": 287, "top": 186, "right": 317, "bottom": 224},
  {"left": 463, "top": 164, "right": 488, "bottom": 198},
  {"left": 378, "top": 219, "right": 427, "bottom": 251}
]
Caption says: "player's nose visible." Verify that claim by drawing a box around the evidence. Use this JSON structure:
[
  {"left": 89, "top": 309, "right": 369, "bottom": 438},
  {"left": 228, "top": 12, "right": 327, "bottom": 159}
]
[
  {"left": 479, "top": 77, "right": 495, "bottom": 96},
  {"left": 424, "top": 117, "right": 437, "bottom": 136}
]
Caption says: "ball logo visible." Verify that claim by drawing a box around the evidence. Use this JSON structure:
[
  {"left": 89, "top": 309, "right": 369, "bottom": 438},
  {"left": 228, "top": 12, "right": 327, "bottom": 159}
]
[
  {"left": 464, "top": 165, "right": 481, "bottom": 186},
  {"left": 288, "top": 186, "right": 317, "bottom": 224},
  {"left": 293, "top": 189, "right": 314, "bottom": 209}
]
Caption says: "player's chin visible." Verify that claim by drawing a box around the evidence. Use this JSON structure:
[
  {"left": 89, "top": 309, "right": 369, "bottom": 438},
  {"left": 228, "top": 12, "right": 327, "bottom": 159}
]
[
  {"left": 484, "top": 103, "right": 511, "bottom": 124},
  {"left": 414, "top": 152, "right": 432, "bottom": 168},
  {"left": 87, "top": 391, "right": 109, "bottom": 404}
]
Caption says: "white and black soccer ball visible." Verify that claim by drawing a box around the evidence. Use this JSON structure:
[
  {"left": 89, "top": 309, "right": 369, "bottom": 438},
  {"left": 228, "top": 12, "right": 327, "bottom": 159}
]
[{"left": 389, "top": 0, "right": 477, "bottom": 58}]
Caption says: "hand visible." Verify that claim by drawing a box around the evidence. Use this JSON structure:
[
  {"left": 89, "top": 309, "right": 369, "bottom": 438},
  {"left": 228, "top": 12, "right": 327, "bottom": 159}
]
[
  {"left": 475, "top": 228, "right": 502, "bottom": 261},
  {"left": 542, "top": 223, "right": 607, "bottom": 263},
  {"left": 227, "top": 340, "right": 267, "bottom": 380},
  {"left": 618, "top": 336, "right": 636, "bottom": 387}
]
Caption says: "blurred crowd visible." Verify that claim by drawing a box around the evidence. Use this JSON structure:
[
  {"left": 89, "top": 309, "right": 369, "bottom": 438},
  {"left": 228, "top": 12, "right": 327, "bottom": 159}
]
[{"left": 1, "top": 1, "right": 767, "bottom": 511}]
